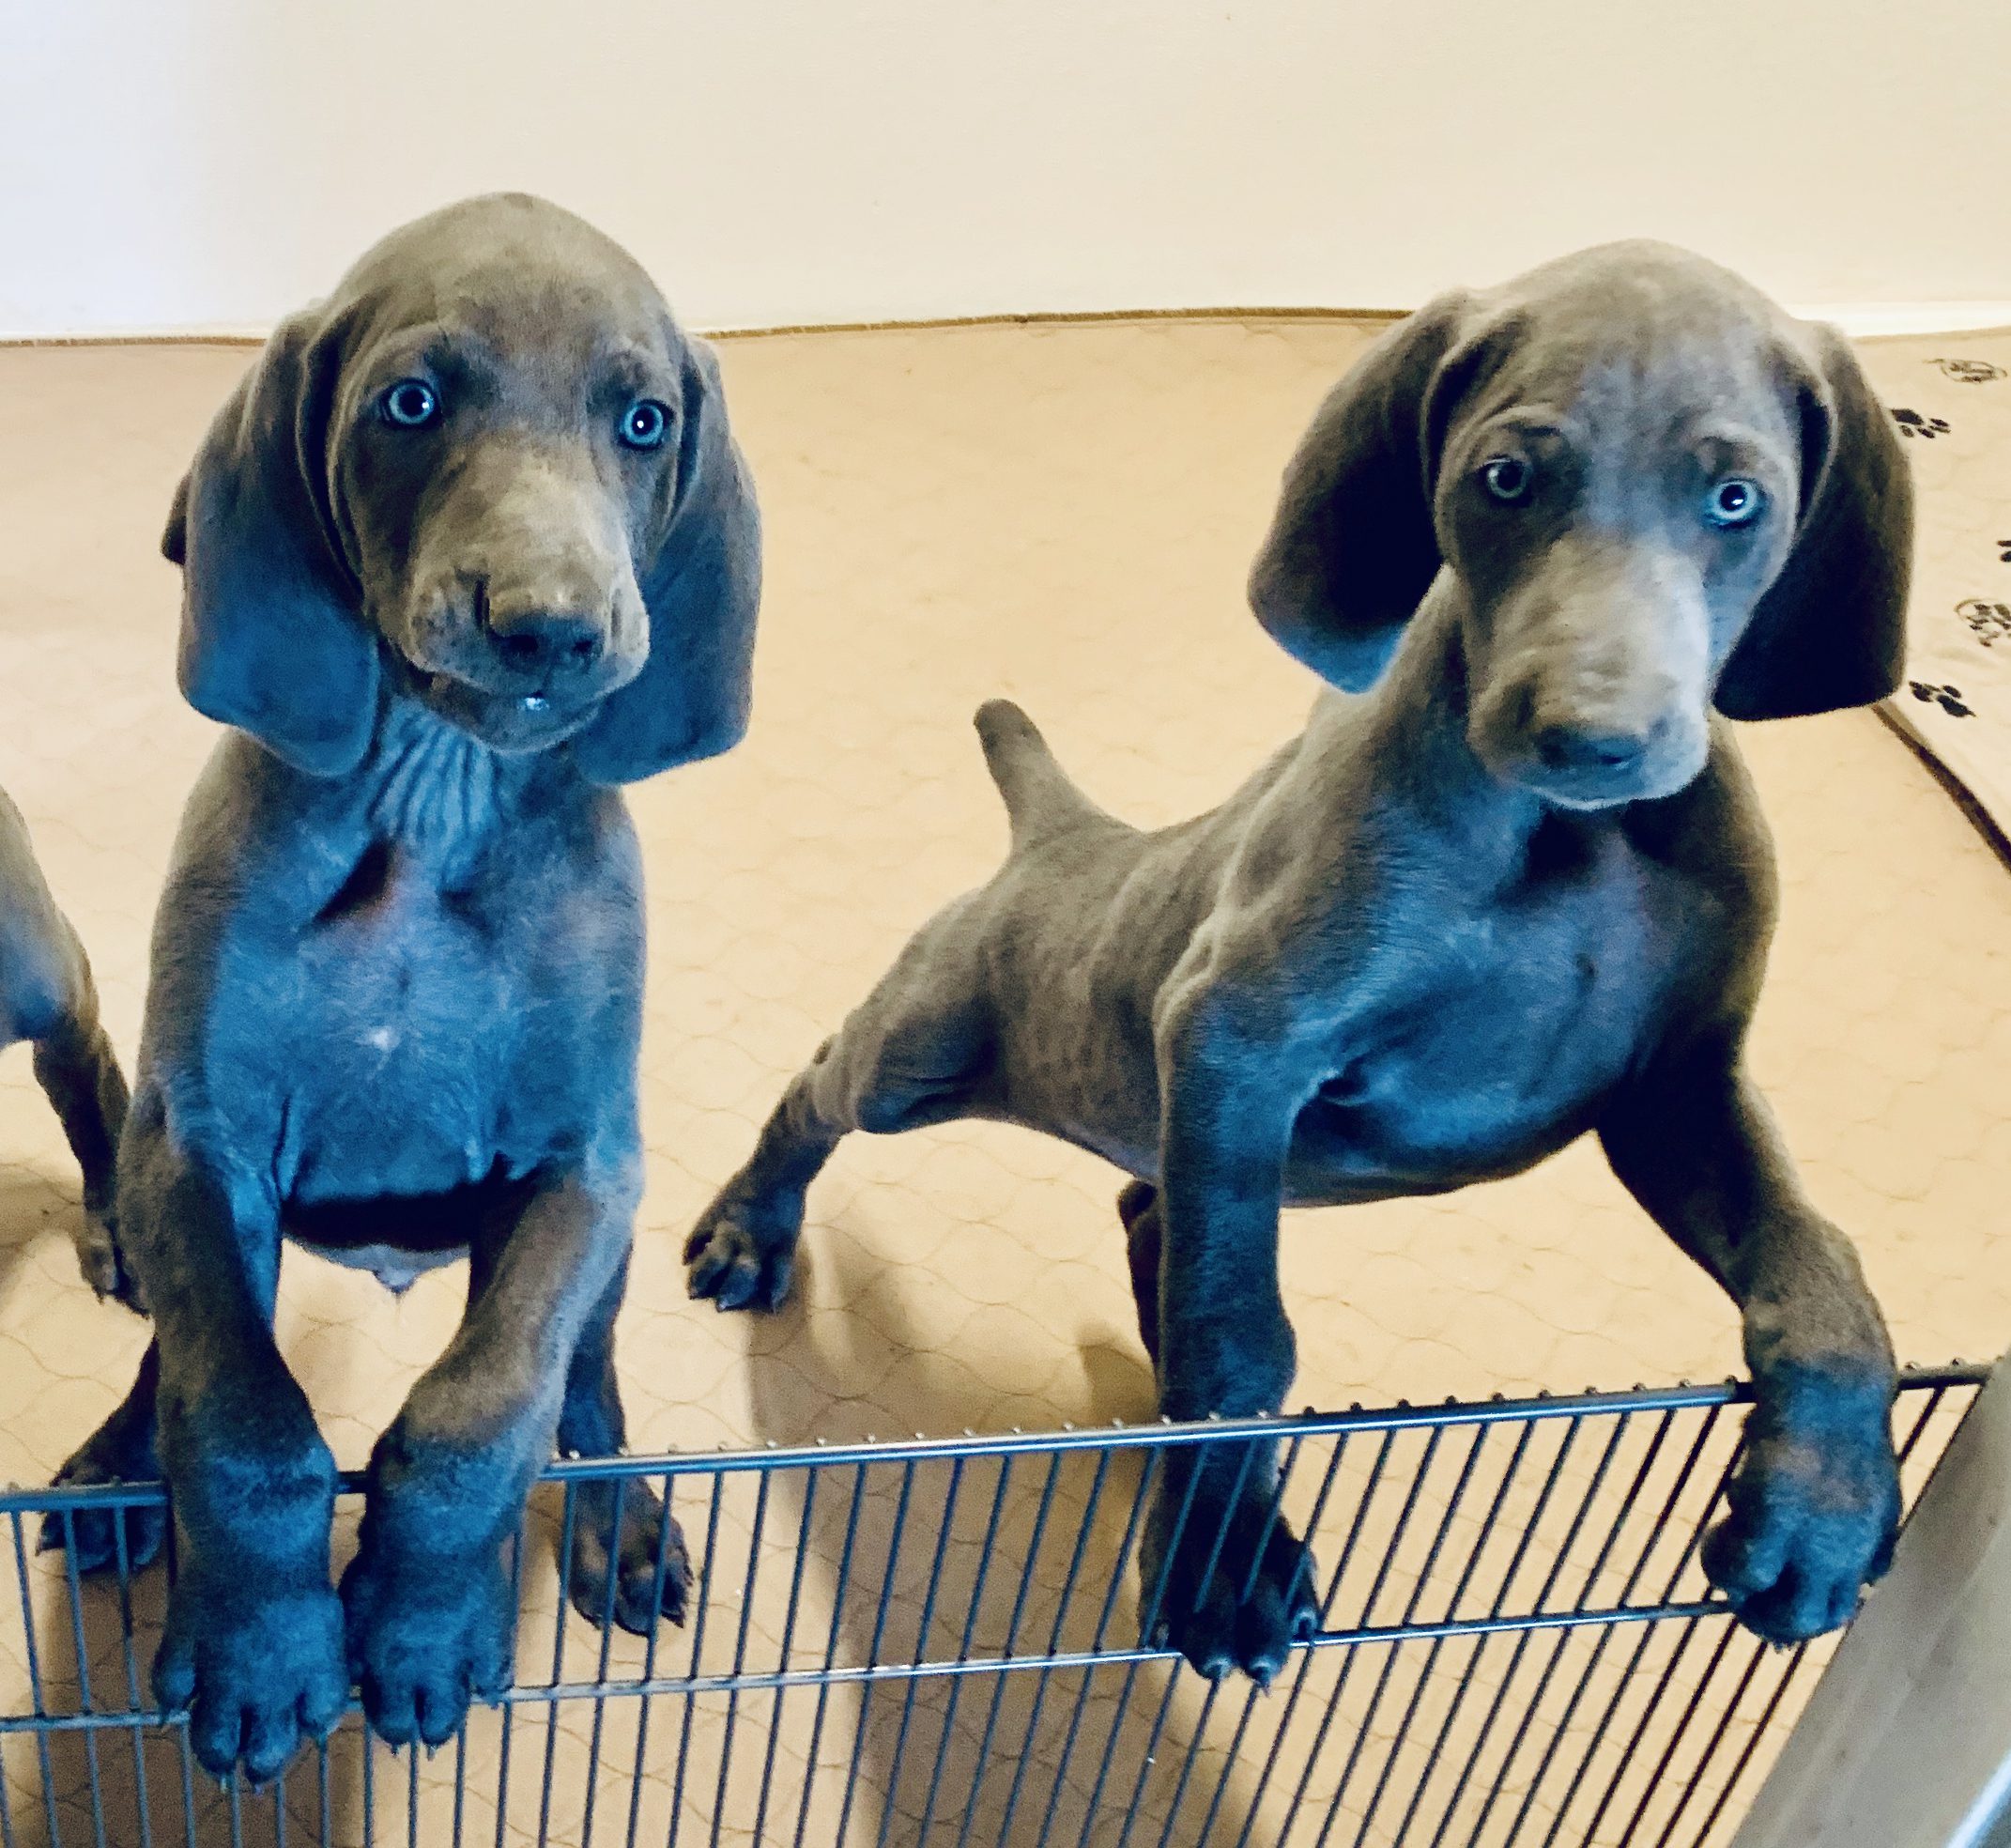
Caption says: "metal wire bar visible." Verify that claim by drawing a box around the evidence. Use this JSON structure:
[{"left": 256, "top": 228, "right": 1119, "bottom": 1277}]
[
  {"left": 952, "top": 1449, "right": 1069, "bottom": 1848},
  {"left": 708, "top": 1464, "right": 775, "bottom": 1848},
  {"left": 1681, "top": 1639, "right": 1812, "bottom": 1848},
  {"left": 1228, "top": 1425, "right": 1398, "bottom": 1848},
  {"left": 0, "top": 1368, "right": 1980, "bottom": 1848},
  {"left": 1279, "top": 1420, "right": 1451, "bottom": 1843},
  {"left": 873, "top": 1455, "right": 965, "bottom": 1848},
  {"left": 1028, "top": 1448, "right": 1162, "bottom": 1848},
  {"left": 1465, "top": 1405, "right": 1659, "bottom": 1847},
  {"left": 791, "top": 1461, "right": 870, "bottom": 1848},
  {"left": 8, "top": 1510, "right": 61, "bottom": 1846},
  {"left": 1187, "top": 1429, "right": 1337, "bottom": 1848},
  {"left": 749, "top": 1463, "right": 825, "bottom": 1848},
  {"left": 10, "top": 1369, "right": 1984, "bottom": 1529},
  {"left": 1381, "top": 1409, "right": 1562, "bottom": 1848},
  {"left": 990, "top": 1448, "right": 1112, "bottom": 1844},
  {"left": 625, "top": 1468, "right": 689, "bottom": 1848},
  {"left": 667, "top": 1469, "right": 726, "bottom": 1848},
  {"left": 1150, "top": 1431, "right": 1319, "bottom": 1848},
  {"left": 917, "top": 1454, "right": 1020, "bottom": 1844}
]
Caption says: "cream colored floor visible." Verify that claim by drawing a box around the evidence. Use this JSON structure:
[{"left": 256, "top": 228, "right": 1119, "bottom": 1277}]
[{"left": 0, "top": 318, "right": 2007, "bottom": 1845}]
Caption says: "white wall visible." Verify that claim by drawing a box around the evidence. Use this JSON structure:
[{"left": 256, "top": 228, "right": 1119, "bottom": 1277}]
[{"left": 5, "top": 0, "right": 2011, "bottom": 340}]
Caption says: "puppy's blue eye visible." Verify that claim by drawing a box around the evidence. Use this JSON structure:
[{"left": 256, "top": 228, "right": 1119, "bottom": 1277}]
[
  {"left": 1706, "top": 478, "right": 1764, "bottom": 527},
  {"left": 380, "top": 379, "right": 439, "bottom": 428},
  {"left": 620, "top": 400, "right": 669, "bottom": 449},
  {"left": 1481, "top": 455, "right": 1532, "bottom": 503}
]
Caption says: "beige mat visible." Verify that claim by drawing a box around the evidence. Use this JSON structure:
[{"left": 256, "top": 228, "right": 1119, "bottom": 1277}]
[
  {"left": 1870, "top": 330, "right": 2011, "bottom": 844},
  {"left": 0, "top": 316, "right": 2007, "bottom": 1843}
]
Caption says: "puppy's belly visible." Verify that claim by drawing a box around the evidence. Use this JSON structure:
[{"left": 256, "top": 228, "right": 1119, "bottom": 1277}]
[
  {"left": 281, "top": 1171, "right": 531, "bottom": 1292},
  {"left": 288, "top": 1235, "right": 468, "bottom": 1294}
]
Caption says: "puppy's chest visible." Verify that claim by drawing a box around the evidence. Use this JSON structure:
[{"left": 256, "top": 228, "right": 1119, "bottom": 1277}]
[
  {"left": 1296, "top": 833, "right": 1727, "bottom": 1183},
  {"left": 250, "top": 843, "right": 635, "bottom": 1201}
]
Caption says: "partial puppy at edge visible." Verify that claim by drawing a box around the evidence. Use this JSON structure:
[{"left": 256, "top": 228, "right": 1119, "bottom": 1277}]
[
  {"left": 686, "top": 240, "right": 1914, "bottom": 1685},
  {"left": 0, "top": 790, "right": 129, "bottom": 1296}
]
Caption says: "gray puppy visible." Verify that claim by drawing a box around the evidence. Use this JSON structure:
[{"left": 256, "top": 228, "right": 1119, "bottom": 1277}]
[
  {"left": 0, "top": 789, "right": 128, "bottom": 1293},
  {"left": 687, "top": 242, "right": 1911, "bottom": 1685},
  {"left": 48, "top": 194, "right": 760, "bottom": 1779}
]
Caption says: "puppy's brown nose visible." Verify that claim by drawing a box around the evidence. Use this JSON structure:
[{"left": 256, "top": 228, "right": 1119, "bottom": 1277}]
[
  {"left": 488, "top": 609, "right": 606, "bottom": 676},
  {"left": 1533, "top": 725, "right": 1645, "bottom": 777}
]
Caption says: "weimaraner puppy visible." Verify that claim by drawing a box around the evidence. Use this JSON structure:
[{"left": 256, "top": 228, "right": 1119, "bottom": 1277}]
[
  {"left": 0, "top": 790, "right": 128, "bottom": 1293},
  {"left": 687, "top": 241, "right": 1912, "bottom": 1684},
  {"left": 45, "top": 193, "right": 760, "bottom": 1779}
]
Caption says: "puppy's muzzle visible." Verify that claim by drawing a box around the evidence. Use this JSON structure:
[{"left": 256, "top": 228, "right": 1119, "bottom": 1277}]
[
  {"left": 394, "top": 454, "right": 651, "bottom": 742},
  {"left": 1471, "top": 547, "right": 1713, "bottom": 808}
]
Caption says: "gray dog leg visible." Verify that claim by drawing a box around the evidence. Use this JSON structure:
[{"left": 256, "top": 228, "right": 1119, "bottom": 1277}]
[
  {"left": 44, "top": 1342, "right": 165, "bottom": 1570},
  {"left": 1135, "top": 993, "right": 1321, "bottom": 1683},
  {"left": 0, "top": 791, "right": 130, "bottom": 1301},
  {"left": 1601, "top": 1052, "right": 1901, "bottom": 1641},
  {"left": 686, "top": 925, "right": 991, "bottom": 1312},
  {"left": 30, "top": 944, "right": 131, "bottom": 1303},
  {"left": 120, "top": 1121, "right": 348, "bottom": 1783},
  {"left": 551, "top": 1259, "right": 691, "bottom": 1633},
  {"left": 341, "top": 1170, "right": 644, "bottom": 1748},
  {"left": 1118, "top": 1179, "right": 1163, "bottom": 1363}
]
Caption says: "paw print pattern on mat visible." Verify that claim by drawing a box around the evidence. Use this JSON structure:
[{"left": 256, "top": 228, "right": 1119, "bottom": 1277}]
[
  {"left": 1891, "top": 408, "right": 1952, "bottom": 439},
  {"left": 1957, "top": 599, "right": 2011, "bottom": 647},
  {"left": 1909, "top": 680, "right": 1974, "bottom": 717},
  {"left": 1928, "top": 358, "right": 2006, "bottom": 383},
  {"left": 1998, "top": 539, "right": 2011, "bottom": 562}
]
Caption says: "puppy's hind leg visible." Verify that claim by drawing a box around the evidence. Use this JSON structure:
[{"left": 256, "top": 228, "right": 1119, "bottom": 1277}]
[
  {"left": 686, "top": 914, "right": 994, "bottom": 1313},
  {"left": 1118, "top": 1179, "right": 1162, "bottom": 1365},
  {"left": 0, "top": 793, "right": 132, "bottom": 1303},
  {"left": 43, "top": 1342, "right": 167, "bottom": 1575},
  {"left": 554, "top": 1260, "right": 691, "bottom": 1633},
  {"left": 31, "top": 928, "right": 133, "bottom": 1305}
]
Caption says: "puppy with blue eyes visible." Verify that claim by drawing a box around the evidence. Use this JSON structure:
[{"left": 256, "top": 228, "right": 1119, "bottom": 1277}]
[
  {"left": 47, "top": 194, "right": 760, "bottom": 1779},
  {"left": 686, "top": 241, "right": 1913, "bottom": 1686}
]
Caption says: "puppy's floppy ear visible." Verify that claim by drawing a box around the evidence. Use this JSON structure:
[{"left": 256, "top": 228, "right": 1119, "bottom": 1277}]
[
  {"left": 167, "top": 311, "right": 378, "bottom": 776},
  {"left": 1713, "top": 323, "right": 1913, "bottom": 721},
  {"left": 572, "top": 336, "right": 761, "bottom": 787},
  {"left": 1248, "top": 291, "right": 1475, "bottom": 691}
]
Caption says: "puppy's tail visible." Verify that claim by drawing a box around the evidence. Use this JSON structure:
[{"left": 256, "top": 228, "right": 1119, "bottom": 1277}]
[{"left": 975, "top": 700, "right": 1110, "bottom": 851}]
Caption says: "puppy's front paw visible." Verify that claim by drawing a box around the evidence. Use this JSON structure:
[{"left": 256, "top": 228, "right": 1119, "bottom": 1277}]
[
  {"left": 1139, "top": 1486, "right": 1320, "bottom": 1686},
  {"left": 1703, "top": 1421, "right": 1901, "bottom": 1644},
  {"left": 683, "top": 1191, "right": 801, "bottom": 1312},
  {"left": 564, "top": 1476, "right": 691, "bottom": 1633},
  {"left": 341, "top": 1545, "right": 513, "bottom": 1748},
  {"left": 154, "top": 1577, "right": 348, "bottom": 1783}
]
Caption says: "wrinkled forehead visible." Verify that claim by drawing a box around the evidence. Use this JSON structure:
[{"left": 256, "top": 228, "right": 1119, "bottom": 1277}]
[
  {"left": 328, "top": 196, "right": 681, "bottom": 381},
  {"left": 1451, "top": 246, "right": 1809, "bottom": 454}
]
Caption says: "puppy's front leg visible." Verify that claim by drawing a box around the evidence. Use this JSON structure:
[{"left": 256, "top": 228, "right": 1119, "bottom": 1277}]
[
  {"left": 1143, "top": 986, "right": 1321, "bottom": 1684},
  {"left": 1600, "top": 1050, "right": 1899, "bottom": 1642},
  {"left": 0, "top": 792, "right": 131, "bottom": 1301},
  {"left": 116, "top": 1116, "right": 347, "bottom": 1782},
  {"left": 29, "top": 935, "right": 131, "bottom": 1303},
  {"left": 341, "top": 1165, "right": 648, "bottom": 1748}
]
